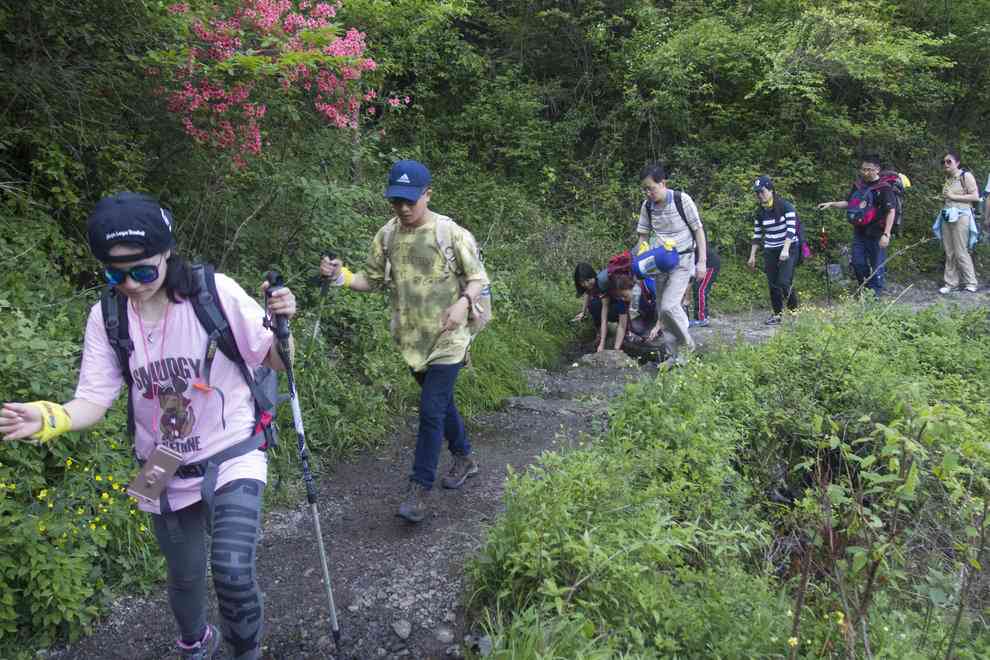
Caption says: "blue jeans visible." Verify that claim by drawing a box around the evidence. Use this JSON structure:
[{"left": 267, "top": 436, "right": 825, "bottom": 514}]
[
  {"left": 411, "top": 362, "right": 469, "bottom": 489},
  {"left": 851, "top": 232, "right": 885, "bottom": 294}
]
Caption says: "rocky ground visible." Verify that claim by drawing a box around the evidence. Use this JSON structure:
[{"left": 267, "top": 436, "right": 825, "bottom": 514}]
[{"left": 50, "top": 279, "right": 988, "bottom": 660}]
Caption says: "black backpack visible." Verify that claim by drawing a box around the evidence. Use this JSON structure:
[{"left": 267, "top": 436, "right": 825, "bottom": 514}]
[{"left": 101, "top": 264, "right": 278, "bottom": 450}]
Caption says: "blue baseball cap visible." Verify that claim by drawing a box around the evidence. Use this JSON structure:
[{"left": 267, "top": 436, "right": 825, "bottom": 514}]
[
  {"left": 385, "top": 160, "right": 431, "bottom": 202},
  {"left": 752, "top": 175, "right": 774, "bottom": 192}
]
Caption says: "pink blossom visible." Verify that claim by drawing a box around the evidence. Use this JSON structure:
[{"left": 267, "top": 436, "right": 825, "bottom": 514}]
[{"left": 158, "top": 0, "right": 379, "bottom": 167}]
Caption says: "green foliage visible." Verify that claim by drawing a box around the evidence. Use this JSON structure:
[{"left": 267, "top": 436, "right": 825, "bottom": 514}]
[
  {"left": 5, "top": 0, "right": 990, "bottom": 653},
  {"left": 470, "top": 305, "right": 990, "bottom": 656}
]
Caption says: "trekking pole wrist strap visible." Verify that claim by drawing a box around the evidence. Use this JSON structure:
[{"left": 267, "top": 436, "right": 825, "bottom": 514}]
[{"left": 27, "top": 401, "right": 72, "bottom": 443}]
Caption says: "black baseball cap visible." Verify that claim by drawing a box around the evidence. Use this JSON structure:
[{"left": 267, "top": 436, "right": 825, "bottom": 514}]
[
  {"left": 87, "top": 192, "right": 176, "bottom": 263},
  {"left": 752, "top": 175, "right": 774, "bottom": 192}
]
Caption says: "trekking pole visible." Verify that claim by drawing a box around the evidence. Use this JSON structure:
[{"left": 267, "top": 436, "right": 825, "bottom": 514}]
[
  {"left": 265, "top": 270, "right": 342, "bottom": 648},
  {"left": 818, "top": 212, "right": 832, "bottom": 306},
  {"left": 306, "top": 250, "right": 336, "bottom": 360}
]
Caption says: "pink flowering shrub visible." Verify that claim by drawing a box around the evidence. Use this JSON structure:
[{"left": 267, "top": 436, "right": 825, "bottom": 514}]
[{"left": 152, "top": 1, "right": 399, "bottom": 167}]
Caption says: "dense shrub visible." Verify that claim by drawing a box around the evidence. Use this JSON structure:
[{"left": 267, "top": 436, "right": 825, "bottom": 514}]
[{"left": 469, "top": 305, "right": 990, "bottom": 657}]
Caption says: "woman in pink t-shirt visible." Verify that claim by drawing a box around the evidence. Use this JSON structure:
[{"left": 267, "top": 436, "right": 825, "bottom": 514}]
[{"left": 0, "top": 193, "right": 296, "bottom": 660}]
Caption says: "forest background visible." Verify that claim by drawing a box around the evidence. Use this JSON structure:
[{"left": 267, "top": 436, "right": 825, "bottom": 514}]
[{"left": 1, "top": 0, "right": 989, "bottom": 657}]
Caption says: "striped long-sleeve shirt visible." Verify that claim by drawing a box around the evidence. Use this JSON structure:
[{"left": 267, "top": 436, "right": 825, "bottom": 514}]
[{"left": 752, "top": 198, "right": 798, "bottom": 249}]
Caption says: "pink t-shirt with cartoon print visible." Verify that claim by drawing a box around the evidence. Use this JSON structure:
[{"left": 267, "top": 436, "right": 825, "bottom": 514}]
[{"left": 75, "top": 273, "right": 273, "bottom": 514}]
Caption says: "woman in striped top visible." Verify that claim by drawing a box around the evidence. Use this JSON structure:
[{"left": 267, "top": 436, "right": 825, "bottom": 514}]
[{"left": 747, "top": 175, "right": 799, "bottom": 325}]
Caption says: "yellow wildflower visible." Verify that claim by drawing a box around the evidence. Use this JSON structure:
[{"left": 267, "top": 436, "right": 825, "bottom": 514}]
[
  {"left": 65, "top": 458, "right": 74, "bottom": 468},
  {"left": 107, "top": 475, "right": 114, "bottom": 482},
  {"left": 101, "top": 492, "right": 110, "bottom": 500},
  {"left": 94, "top": 475, "right": 102, "bottom": 482},
  {"left": 89, "top": 523, "right": 96, "bottom": 530},
  {"left": 788, "top": 637, "right": 798, "bottom": 648}
]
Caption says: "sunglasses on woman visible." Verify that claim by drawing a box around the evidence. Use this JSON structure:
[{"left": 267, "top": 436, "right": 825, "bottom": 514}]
[{"left": 103, "top": 255, "right": 165, "bottom": 285}]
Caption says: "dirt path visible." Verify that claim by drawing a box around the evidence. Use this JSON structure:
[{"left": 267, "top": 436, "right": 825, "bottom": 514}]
[{"left": 50, "top": 280, "right": 987, "bottom": 660}]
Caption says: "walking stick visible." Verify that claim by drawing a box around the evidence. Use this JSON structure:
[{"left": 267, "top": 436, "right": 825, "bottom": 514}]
[
  {"left": 265, "top": 270, "right": 342, "bottom": 648},
  {"left": 307, "top": 251, "right": 336, "bottom": 360},
  {"left": 819, "top": 212, "right": 832, "bottom": 306}
]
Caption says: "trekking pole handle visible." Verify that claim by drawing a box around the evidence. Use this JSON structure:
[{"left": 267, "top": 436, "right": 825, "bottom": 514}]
[{"left": 264, "top": 270, "right": 292, "bottom": 341}]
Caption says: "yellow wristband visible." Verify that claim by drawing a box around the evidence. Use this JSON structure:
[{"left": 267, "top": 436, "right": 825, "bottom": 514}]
[
  {"left": 27, "top": 401, "right": 72, "bottom": 444},
  {"left": 333, "top": 267, "right": 354, "bottom": 288}
]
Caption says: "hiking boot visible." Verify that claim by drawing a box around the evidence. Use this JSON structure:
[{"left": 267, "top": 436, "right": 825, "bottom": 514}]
[
  {"left": 398, "top": 482, "right": 430, "bottom": 523},
  {"left": 939, "top": 285, "right": 955, "bottom": 294},
  {"left": 963, "top": 285, "right": 978, "bottom": 293},
  {"left": 178, "top": 624, "right": 221, "bottom": 660},
  {"left": 441, "top": 454, "right": 479, "bottom": 489},
  {"left": 689, "top": 318, "right": 710, "bottom": 328},
  {"left": 765, "top": 314, "right": 782, "bottom": 326}
]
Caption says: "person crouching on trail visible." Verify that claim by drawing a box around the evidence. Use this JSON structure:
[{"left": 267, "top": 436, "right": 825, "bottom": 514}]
[
  {"left": 319, "top": 160, "right": 489, "bottom": 524},
  {"left": 0, "top": 192, "right": 297, "bottom": 660},
  {"left": 637, "top": 163, "right": 708, "bottom": 368},
  {"left": 747, "top": 175, "right": 800, "bottom": 325},
  {"left": 597, "top": 273, "right": 659, "bottom": 351},
  {"left": 573, "top": 262, "right": 618, "bottom": 348}
]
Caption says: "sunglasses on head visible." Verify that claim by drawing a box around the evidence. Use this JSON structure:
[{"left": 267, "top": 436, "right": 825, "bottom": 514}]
[{"left": 103, "top": 256, "right": 164, "bottom": 286}]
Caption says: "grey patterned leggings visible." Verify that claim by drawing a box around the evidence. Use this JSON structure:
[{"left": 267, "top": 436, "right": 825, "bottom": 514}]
[{"left": 151, "top": 478, "right": 265, "bottom": 660}]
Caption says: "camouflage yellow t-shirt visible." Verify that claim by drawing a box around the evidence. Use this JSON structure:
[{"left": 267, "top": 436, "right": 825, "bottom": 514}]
[{"left": 365, "top": 212, "right": 489, "bottom": 372}]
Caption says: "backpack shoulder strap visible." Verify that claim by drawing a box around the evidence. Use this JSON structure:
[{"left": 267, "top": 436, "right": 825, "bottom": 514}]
[
  {"left": 101, "top": 287, "right": 136, "bottom": 437},
  {"left": 433, "top": 215, "right": 463, "bottom": 276},
  {"left": 673, "top": 190, "right": 700, "bottom": 253},
  {"left": 189, "top": 264, "right": 273, "bottom": 412},
  {"left": 380, "top": 217, "right": 400, "bottom": 283},
  {"left": 380, "top": 217, "right": 400, "bottom": 257},
  {"left": 672, "top": 190, "right": 687, "bottom": 224}
]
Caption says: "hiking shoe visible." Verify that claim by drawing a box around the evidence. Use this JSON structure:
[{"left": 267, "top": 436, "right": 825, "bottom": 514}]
[
  {"left": 689, "top": 318, "right": 710, "bottom": 328},
  {"left": 441, "top": 454, "right": 479, "bottom": 489},
  {"left": 398, "top": 482, "right": 430, "bottom": 523},
  {"left": 765, "top": 314, "right": 782, "bottom": 326},
  {"left": 178, "top": 624, "right": 221, "bottom": 659},
  {"left": 939, "top": 285, "right": 955, "bottom": 294},
  {"left": 963, "top": 285, "right": 978, "bottom": 293}
]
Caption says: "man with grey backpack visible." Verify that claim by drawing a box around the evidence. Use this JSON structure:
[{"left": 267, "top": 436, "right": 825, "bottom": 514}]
[{"left": 320, "top": 160, "right": 490, "bottom": 523}]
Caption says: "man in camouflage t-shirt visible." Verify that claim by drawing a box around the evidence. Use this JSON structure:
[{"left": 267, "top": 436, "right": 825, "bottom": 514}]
[{"left": 321, "top": 160, "right": 489, "bottom": 522}]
